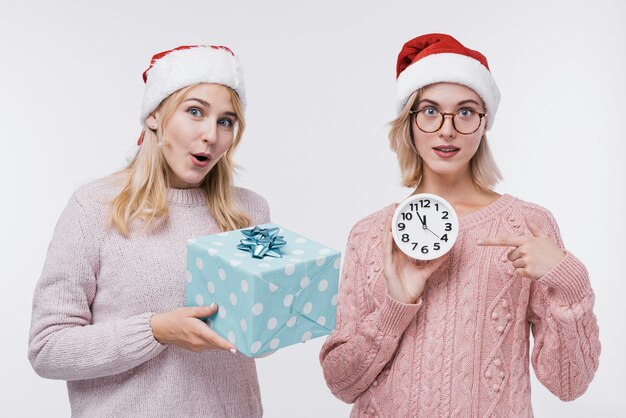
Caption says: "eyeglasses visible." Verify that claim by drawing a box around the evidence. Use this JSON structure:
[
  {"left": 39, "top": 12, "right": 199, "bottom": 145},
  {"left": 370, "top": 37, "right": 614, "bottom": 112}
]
[{"left": 410, "top": 107, "right": 486, "bottom": 135}]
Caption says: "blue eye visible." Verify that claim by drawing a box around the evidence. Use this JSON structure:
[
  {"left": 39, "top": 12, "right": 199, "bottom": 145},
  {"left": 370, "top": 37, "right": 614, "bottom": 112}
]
[
  {"left": 188, "top": 107, "right": 203, "bottom": 117},
  {"left": 423, "top": 107, "right": 439, "bottom": 117},
  {"left": 218, "top": 117, "right": 234, "bottom": 128},
  {"left": 457, "top": 108, "right": 474, "bottom": 118}
]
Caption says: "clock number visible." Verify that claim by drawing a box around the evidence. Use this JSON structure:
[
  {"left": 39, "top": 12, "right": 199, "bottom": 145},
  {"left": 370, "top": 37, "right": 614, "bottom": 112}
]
[
  {"left": 441, "top": 211, "right": 449, "bottom": 220},
  {"left": 401, "top": 212, "right": 413, "bottom": 221},
  {"left": 421, "top": 245, "right": 429, "bottom": 254},
  {"left": 441, "top": 234, "right": 448, "bottom": 242},
  {"left": 409, "top": 203, "right": 419, "bottom": 211},
  {"left": 435, "top": 203, "right": 439, "bottom": 211},
  {"left": 420, "top": 199, "right": 431, "bottom": 208},
  {"left": 397, "top": 222, "right": 405, "bottom": 231},
  {"left": 434, "top": 243, "right": 440, "bottom": 251},
  {"left": 402, "top": 234, "right": 409, "bottom": 243},
  {"left": 412, "top": 242, "right": 419, "bottom": 250},
  {"left": 445, "top": 223, "right": 452, "bottom": 231}
]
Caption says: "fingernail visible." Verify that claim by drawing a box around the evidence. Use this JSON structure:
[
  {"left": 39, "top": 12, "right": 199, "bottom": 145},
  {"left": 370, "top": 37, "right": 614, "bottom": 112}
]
[
  {"left": 209, "top": 302, "right": 215, "bottom": 308},
  {"left": 229, "top": 348, "right": 237, "bottom": 354}
]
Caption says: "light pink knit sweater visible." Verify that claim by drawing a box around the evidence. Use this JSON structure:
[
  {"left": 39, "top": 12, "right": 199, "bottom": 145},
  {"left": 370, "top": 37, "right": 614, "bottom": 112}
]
[
  {"left": 320, "top": 195, "right": 600, "bottom": 417},
  {"left": 28, "top": 176, "right": 270, "bottom": 417}
]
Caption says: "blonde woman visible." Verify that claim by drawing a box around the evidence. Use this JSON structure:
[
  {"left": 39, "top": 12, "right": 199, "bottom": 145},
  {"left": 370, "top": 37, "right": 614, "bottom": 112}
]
[
  {"left": 320, "top": 34, "right": 600, "bottom": 416},
  {"left": 28, "top": 45, "right": 268, "bottom": 417}
]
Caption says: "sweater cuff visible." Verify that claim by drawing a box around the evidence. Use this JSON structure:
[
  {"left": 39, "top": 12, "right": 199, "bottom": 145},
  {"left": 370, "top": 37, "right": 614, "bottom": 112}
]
[
  {"left": 131, "top": 312, "right": 167, "bottom": 352},
  {"left": 537, "top": 251, "right": 592, "bottom": 305},
  {"left": 377, "top": 293, "right": 422, "bottom": 337}
]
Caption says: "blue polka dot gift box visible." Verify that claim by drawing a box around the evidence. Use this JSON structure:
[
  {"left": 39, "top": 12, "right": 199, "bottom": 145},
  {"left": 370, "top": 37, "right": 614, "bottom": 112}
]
[{"left": 185, "top": 223, "right": 341, "bottom": 358}]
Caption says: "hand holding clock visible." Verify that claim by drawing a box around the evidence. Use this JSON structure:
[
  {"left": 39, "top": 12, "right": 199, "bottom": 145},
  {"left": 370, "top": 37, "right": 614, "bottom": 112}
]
[
  {"left": 477, "top": 217, "right": 566, "bottom": 280},
  {"left": 383, "top": 211, "right": 449, "bottom": 304}
]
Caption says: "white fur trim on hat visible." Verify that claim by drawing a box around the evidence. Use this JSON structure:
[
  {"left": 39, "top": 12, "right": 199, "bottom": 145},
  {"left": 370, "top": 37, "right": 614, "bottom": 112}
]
[
  {"left": 140, "top": 46, "right": 245, "bottom": 125},
  {"left": 396, "top": 53, "right": 501, "bottom": 130}
]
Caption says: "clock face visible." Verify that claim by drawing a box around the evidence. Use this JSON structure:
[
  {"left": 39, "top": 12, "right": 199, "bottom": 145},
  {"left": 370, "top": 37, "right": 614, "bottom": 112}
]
[{"left": 391, "top": 193, "right": 460, "bottom": 260}]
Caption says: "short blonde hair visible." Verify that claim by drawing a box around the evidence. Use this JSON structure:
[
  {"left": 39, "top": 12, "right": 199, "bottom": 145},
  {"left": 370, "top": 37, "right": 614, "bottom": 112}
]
[
  {"left": 109, "top": 83, "right": 250, "bottom": 236},
  {"left": 388, "top": 89, "right": 502, "bottom": 191}
]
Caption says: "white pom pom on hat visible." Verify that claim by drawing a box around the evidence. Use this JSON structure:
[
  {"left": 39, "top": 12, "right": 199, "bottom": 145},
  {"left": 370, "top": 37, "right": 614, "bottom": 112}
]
[{"left": 395, "top": 33, "right": 500, "bottom": 130}]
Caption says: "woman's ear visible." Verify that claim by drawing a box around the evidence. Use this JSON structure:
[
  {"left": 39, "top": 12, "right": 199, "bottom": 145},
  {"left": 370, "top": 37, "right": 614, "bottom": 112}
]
[{"left": 146, "top": 115, "right": 158, "bottom": 131}]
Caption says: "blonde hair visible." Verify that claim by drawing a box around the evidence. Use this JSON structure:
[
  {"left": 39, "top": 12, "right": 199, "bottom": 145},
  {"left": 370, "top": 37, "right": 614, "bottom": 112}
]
[
  {"left": 109, "top": 84, "right": 250, "bottom": 236},
  {"left": 388, "top": 89, "right": 502, "bottom": 191}
]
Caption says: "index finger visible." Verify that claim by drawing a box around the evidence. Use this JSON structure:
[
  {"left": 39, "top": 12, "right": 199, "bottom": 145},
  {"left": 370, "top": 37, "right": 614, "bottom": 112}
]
[
  {"left": 477, "top": 235, "right": 528, "bottom": 247},
  {"left": 201, "top": 324, "right": 237, "bottom": 353}
]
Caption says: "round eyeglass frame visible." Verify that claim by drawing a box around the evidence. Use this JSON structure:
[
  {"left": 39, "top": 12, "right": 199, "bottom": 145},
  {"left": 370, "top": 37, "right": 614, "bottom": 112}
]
[{"left": 409, "top": 109, "right": 487, "bottom": 135}]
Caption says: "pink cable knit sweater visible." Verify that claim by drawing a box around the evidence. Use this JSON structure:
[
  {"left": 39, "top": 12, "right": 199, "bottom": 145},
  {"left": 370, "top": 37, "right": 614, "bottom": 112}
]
[
  {"left": 320, "top": 195, "right": 600, "bottom": 417},
  {"left": 28, "top": 176, "right": 270, "bottom": 417}
]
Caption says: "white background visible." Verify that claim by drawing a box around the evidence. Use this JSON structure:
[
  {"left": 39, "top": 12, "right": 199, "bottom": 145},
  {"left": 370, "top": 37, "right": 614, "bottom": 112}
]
[{"left": 1, "top": 0, "right": 624, "bottom": 416}]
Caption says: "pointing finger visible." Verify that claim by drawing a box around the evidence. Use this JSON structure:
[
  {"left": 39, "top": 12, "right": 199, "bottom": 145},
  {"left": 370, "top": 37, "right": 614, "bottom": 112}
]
[{"left": 477, "top": 235, "right": 528, "bottom": 247}]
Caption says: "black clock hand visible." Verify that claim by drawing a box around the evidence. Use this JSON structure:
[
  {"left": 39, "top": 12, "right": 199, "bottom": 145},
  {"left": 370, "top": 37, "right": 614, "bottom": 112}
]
[
  {"left": 422, "top": 214, "right": 441, "bottom": 239},
  {"left": 426, "top": 227, "right": 441, "bottom": 240},
  {"left": 416, "top": 209, "right": 426, "bottom": 228}
]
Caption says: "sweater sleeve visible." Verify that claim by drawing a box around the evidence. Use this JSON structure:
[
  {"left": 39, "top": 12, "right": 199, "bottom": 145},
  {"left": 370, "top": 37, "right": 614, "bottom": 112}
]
[
  {"left": 527, "top": 210, "right": 600, "bottom": 401},
  {"left": 319, "top": 222, "right": 421, "bottom": 404},
  {"left": 28, "top": 195, "right": 166, "bottom": 381}
]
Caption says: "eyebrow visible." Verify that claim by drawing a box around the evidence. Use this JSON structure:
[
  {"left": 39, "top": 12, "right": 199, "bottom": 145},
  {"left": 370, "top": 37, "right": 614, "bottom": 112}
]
[
  {"left": 417, "top": 99, "right": 482, "bottom": 107},
  {"left": 184, "top": 97, "right": 210, "bottom": 107},
  {"left": 183, "top": 98, "right": 237, "bottom": 118}
]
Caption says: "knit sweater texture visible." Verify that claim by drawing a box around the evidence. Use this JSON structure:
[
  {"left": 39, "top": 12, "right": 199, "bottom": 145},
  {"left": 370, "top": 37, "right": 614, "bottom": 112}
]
[
  {"left": 320, "top": 194, "right": 600, "bottom": 417},
  {"left": 28, "top": 175, "right": 270, "bottom": 417}
]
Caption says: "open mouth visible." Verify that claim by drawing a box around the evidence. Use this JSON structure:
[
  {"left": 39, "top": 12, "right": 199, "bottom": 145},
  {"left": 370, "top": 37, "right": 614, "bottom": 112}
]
[
  {"left": 193, "top": 154, "right": 209, "bottom": 162},
  {"left": 191, "top": 153, "right": 212, "bottom": 167}
]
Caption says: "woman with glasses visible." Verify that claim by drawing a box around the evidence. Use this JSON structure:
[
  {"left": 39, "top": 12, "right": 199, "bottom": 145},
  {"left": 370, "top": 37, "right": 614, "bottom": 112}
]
[
  {"left": 320, "top": 34, "right": 599, "bottom": 417},
  {"left": 28, "top": 45, "right": 268, "bottom": 417}
]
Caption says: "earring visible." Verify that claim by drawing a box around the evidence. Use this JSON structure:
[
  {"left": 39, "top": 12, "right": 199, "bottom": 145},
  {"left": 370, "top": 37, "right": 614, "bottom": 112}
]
[{"left": 150, "top": 123, "right": 157, "bottom": 130}]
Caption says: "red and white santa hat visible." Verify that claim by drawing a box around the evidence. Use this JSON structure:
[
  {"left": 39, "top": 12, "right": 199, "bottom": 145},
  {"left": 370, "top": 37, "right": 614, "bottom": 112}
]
[
  {"left": 140, "top": 44, "right": 246, "bottom": 126},
  {"left": 395, "top": 33, "right": 500, "bottom": 130}
]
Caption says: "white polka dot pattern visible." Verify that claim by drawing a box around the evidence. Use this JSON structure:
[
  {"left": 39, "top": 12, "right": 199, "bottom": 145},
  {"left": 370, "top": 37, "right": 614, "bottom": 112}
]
[
  {"left": 284, "top": 264, "right": 295, "bottom": 276},
  {"left": 195, "top": 294, "right": 204, "bottom": 306},
  {"left": 300, "top": 276, "right": 310, "bottom": 288},
  {"left": 185, "top": 222, "right": 341, "bottom": 357},
  {"left": 303, "top": 302, "right": 313, "bottom": 314},
  {"left": 267, "top": 317, "right": 278, "bottom": 330},
  {"left": 251, "top": 303, "right": 263, "bottom": 316}
]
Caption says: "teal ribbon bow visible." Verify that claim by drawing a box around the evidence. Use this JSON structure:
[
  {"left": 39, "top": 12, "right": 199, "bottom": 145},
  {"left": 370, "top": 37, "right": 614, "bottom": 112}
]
[{"left": 237, "top": 226, "right": 287, "bottom": 259}]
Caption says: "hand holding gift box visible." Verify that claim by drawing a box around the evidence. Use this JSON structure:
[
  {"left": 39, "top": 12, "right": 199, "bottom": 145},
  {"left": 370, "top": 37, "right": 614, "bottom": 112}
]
[{"left": 186, "top": 223, "right": 341, "bottom": 358}]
